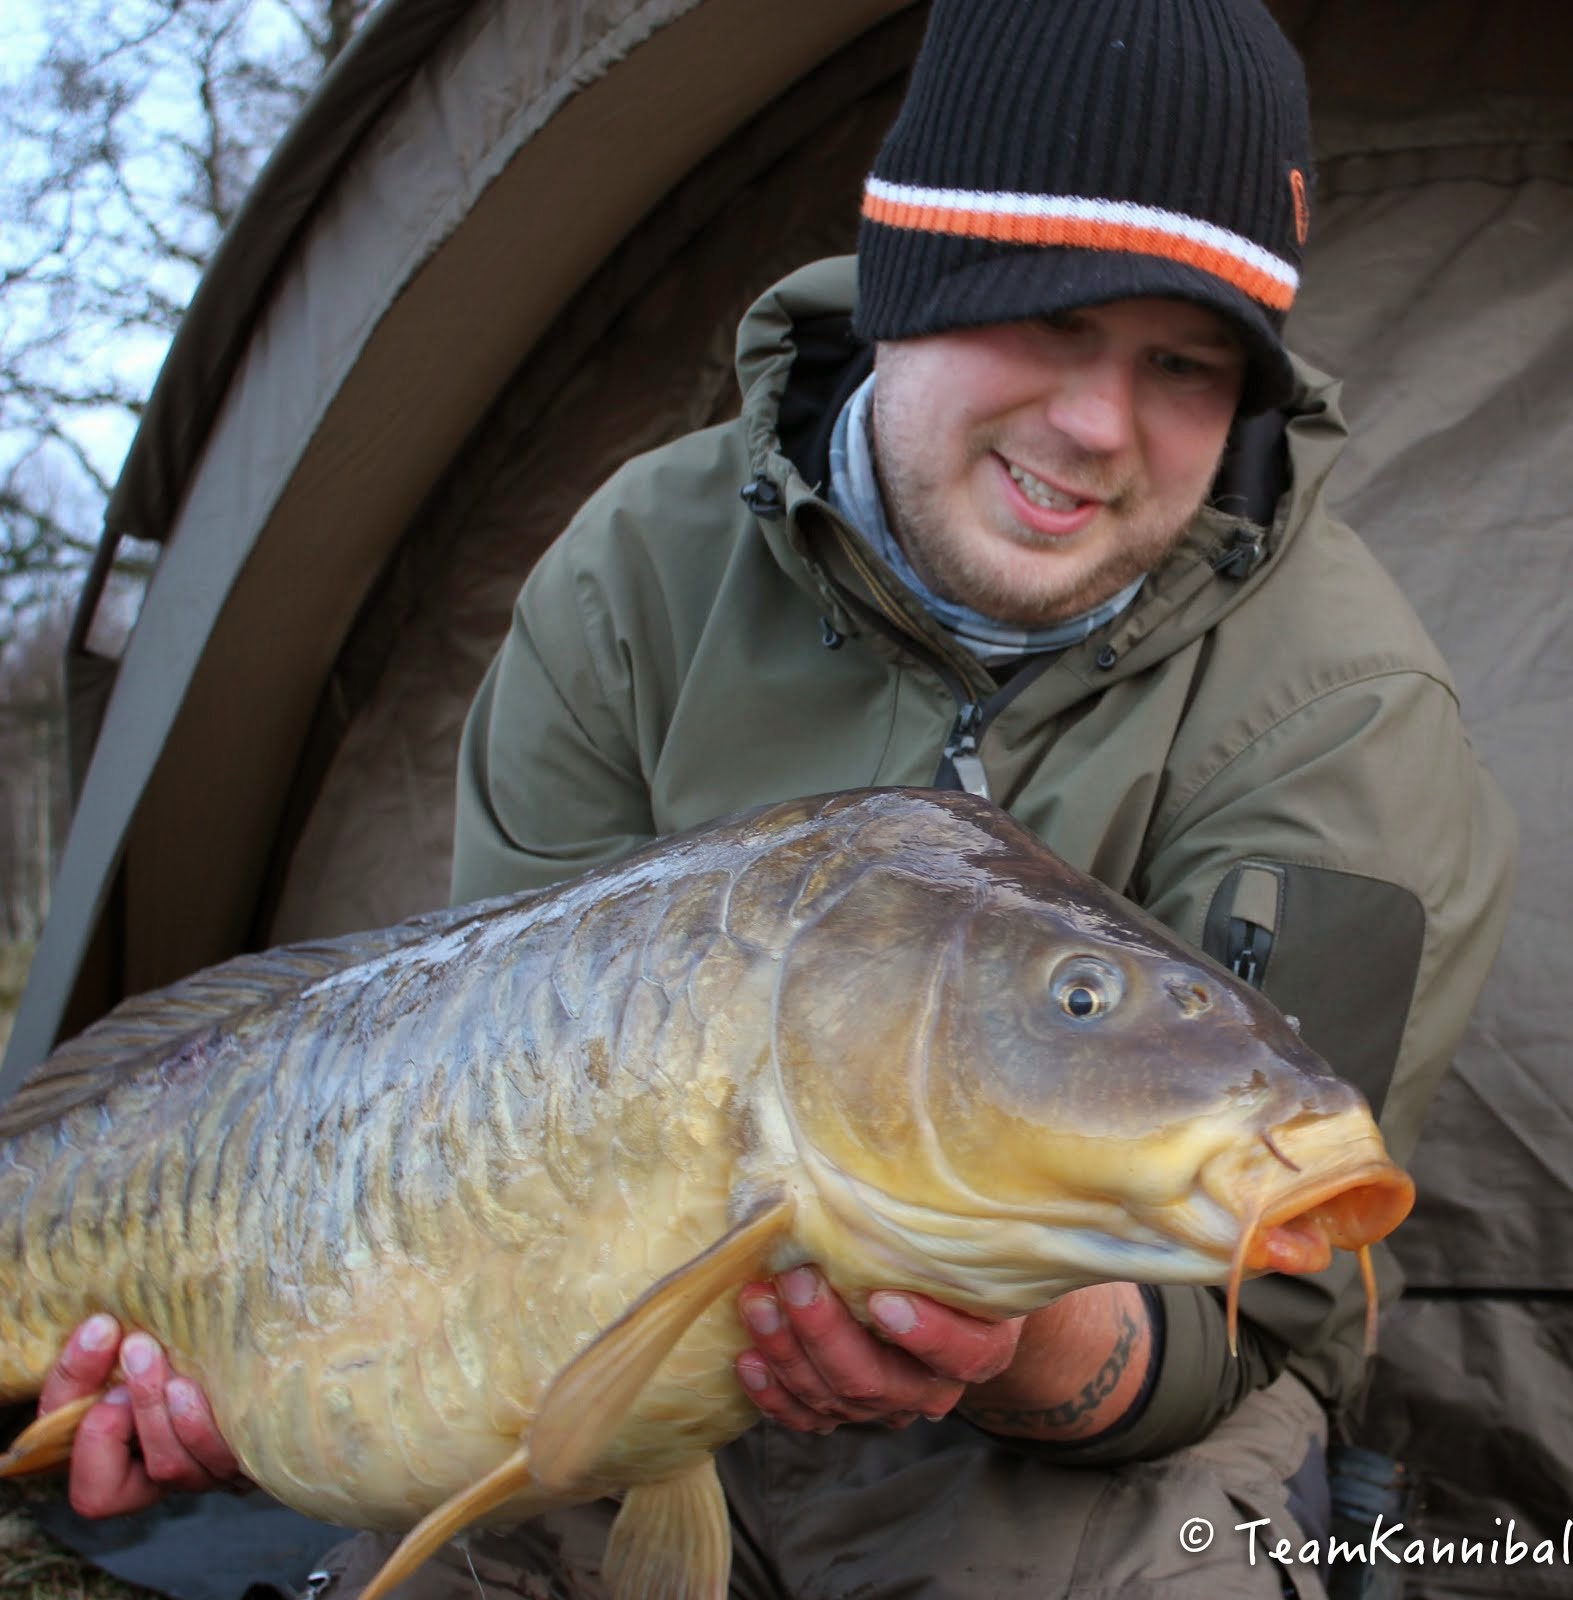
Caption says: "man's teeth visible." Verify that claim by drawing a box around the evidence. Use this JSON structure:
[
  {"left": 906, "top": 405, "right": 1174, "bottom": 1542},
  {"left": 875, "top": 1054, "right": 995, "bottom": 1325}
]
[{"left": 1008, "top": 463, "right": 1084, "bottom": 513}]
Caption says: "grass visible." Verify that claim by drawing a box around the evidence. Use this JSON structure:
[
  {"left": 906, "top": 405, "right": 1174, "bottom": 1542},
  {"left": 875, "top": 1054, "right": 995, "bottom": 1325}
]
[
  {"left": 0, "top": 941, "right": 35, "bottom": 1061},
  {"left": 0, "top": 1482, "right": 150, "bottom": 1600}
]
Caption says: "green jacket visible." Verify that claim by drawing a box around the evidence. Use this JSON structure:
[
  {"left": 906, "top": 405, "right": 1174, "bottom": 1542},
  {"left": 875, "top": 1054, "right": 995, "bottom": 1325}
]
[{"left": 452, "top": 256, "right": 1516, "bottom": 1463}]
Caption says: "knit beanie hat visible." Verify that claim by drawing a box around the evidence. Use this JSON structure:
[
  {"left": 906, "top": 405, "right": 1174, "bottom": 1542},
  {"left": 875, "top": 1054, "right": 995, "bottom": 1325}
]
[{"left": 855, "top": 0, "right": 1313, "bottom": 415}]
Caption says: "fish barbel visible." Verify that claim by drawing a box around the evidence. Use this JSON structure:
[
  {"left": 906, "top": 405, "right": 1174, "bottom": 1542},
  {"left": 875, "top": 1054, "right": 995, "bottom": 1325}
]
[{"left": 0, "top": 789, "right": 1413, "bottom": 1599}]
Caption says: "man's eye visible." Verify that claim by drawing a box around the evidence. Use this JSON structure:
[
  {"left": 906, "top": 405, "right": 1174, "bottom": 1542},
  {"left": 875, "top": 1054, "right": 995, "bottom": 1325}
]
[{"left": 1153, "top": 351, "right": 1205, "bottom": 378}]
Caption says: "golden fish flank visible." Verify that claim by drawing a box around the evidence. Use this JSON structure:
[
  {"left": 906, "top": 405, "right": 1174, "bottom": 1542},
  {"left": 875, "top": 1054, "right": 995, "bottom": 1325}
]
[{"left": 0, "top": 789, "right": 1414, "bottom": 1600}]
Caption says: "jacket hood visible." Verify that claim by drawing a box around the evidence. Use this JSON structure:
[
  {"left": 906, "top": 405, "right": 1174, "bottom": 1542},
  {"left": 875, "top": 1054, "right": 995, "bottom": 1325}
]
[{"left": 732, "top": 255, "right": 1355, "bottom": 683}]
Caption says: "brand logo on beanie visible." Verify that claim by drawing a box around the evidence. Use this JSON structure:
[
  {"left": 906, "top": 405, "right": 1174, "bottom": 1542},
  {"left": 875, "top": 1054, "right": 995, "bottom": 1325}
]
[
  {"left": 1289, "top": 169, "right": 1310, "bottom": 246},
  {"left": 862, "top": 177, "right": 1300, "bottom": 313}
]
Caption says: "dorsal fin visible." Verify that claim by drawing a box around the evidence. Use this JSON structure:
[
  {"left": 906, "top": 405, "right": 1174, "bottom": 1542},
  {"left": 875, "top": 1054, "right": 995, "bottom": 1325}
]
[{"left": 0, "top": 891, "right": 534, "bottom": 1139}]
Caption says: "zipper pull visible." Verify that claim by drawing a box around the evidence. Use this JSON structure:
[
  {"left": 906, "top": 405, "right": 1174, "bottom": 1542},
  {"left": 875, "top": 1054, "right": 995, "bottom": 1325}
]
[
  {"left": 1226, "top": 920, "right": 1273, "bottom": 987},
  {"left": 943, "top": 702, "right": 991, "bottom": 800},
  {"left": 739, "top": 476, "right": 785, "bottom": 518},
  {"left": 1214, "top": 525, "right": 1266, "bottom": 580},
  {"left": 1220, "top": 865, "right": 1283, "bottom": 988}
]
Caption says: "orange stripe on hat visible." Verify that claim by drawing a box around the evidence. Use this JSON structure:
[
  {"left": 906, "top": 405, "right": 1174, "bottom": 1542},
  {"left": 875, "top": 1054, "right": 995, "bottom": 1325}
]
[{"left": 862, "top": 190, "right": 1297, "bottom": 314}]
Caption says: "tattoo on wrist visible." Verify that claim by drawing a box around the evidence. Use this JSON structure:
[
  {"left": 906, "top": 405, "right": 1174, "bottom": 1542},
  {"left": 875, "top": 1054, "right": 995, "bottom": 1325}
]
[{"left": 963, "top": 1302, "right": 1142, "bottom": 1441}]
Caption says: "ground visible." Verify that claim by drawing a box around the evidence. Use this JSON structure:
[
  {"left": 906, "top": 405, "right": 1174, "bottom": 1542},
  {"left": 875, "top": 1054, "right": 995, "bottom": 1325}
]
[
  {"left": 0, "top": 942, "right": 32, "bottom": 1060},
  {"left": 0, "top": 1481, "right": 150, "bottom": 1600}
]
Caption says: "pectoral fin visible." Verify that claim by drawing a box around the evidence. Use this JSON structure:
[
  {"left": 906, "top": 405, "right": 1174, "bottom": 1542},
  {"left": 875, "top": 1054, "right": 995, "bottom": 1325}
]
[
  {"left": 0, "top": 1392, "right": 103, "bottom": 1477},
  {"left": 530, "top": 1193, "right": 795, "bottom": 1493},
  {"left": 605, "top": 1455, "right": 730, "bottom": 1600},
  {"left": 356, "top": 1444, "right": 533, "bottom": 1600}
]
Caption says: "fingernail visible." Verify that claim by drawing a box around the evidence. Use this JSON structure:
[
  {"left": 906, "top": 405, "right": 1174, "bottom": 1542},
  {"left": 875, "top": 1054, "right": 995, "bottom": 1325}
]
[
  {"left": 782, "top": 1267, "right": 820, "bottom": 1309},
  {"left": 742, "top": 1295, "right": 780, "bottom": 1336},
  {"left": 105, "top": 1386, "right": 131, "bottom": 1406},
  {"left": 79, "top": 1314, "right": 118, "bottom": 1352},
  {"left": 738, "top": 1357, "right": 770, "bottom": 1393},
  {"left": 167, "top": 1379, "right": 199, "bottom": 1417},
  {"left": 120, "top": 1335, "right": 155, "bottom": 1377},
  {"left": 871, "top": 1293, "right": 917, "bottom": 1334}
]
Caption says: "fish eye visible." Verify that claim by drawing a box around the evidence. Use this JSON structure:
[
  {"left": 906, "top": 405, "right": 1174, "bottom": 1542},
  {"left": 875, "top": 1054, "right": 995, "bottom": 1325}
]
[
  {"left": 1050, "top": 956, "right": 1124, "bottom": 1021},
  {"left": 1064, "top": 985, "right": 1101, "bottom": 1018}
]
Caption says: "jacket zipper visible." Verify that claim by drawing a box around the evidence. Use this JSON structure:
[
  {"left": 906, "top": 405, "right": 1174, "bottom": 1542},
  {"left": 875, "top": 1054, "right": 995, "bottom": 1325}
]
[
  {"left": 810, "top": 499, "right": 1061, "bottom": 801},
  {"left": 943, "top": 699, "right": 991, "bottom": 799},
  {"left": 1223, "top": 916, "right": 1274, "bottom": 987},
  {"left": 826, "top": 544, "right": 1000, "bottom": 797},
  {"left": 1210, "top": 863, "right": 1286, "bottom": 990},
  {"left": 825, "top": 563, "right": 1000, "bottom": 798},
  {"left": 826, "top": 517, "right": 996, "bottom": 698}
]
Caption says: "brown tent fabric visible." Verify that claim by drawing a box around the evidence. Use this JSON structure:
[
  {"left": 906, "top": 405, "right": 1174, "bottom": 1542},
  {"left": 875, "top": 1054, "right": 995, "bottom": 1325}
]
[
  {"left": 263, "top": 23, "right": 921, "bottom": 942},
  {"left": 5, "top": 2, "right": 1571, "bottom": 1595},
  {"left": 3, "top": 0, "right": 914, "bottom": 1067},
  {"left": 1283, "top": 112, "right": 1573, "bottom": 1592}
]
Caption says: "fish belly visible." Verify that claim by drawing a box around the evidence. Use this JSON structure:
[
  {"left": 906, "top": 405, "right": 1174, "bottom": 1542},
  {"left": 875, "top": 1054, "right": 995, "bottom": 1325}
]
[
  {"left": 216, "top": 1156, "right": 764, "bottom": 1529},
  {"left": 1, "top": 860, "right": 786, "bottom": 1530}
]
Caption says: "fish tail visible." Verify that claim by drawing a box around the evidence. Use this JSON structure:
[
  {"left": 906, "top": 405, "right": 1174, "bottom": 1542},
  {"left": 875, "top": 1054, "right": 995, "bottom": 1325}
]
[{"left": 0, "top": 1392, "right": 103, "bottom": 1477}]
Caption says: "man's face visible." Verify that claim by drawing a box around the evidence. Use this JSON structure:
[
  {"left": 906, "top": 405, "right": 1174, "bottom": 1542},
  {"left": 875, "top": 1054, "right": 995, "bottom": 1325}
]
[{"left": 871, "top": 297, "right": 1248, "bottom": 626}]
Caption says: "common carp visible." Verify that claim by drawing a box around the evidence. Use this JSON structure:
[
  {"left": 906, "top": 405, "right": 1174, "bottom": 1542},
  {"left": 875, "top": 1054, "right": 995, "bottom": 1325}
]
[{"left": 0, "top": 789, "right": 1412, "bottom": 1600}]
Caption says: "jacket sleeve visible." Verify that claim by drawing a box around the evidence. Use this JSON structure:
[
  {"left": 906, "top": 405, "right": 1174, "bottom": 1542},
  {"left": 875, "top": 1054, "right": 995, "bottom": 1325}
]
[
  {"left": 1055, "top": 663, "right": 1517, "bottom": 1465},
  {"left": 451, "top": 526, "right": 659, "bottom": 904}
]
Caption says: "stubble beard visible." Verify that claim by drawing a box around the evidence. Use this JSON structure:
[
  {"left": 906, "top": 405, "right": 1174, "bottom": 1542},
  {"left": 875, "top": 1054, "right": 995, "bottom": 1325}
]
[{"left": 874, "top": 425, "right": 1211, "bottom": 628}]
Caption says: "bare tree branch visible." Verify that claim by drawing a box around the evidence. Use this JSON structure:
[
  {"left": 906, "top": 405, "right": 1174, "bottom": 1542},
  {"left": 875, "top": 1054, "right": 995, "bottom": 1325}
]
[
  {"left": 1, "top": 0, "right": 374, "bottom": 942},
  {"left": 2, "top": 0, "right": 369, "bottom": 618}
]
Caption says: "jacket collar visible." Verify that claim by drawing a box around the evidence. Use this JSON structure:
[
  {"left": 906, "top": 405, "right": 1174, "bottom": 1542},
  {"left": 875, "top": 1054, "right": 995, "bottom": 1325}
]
[{"left": 733, "top": 256, "right": 1352, "bottom": 681}]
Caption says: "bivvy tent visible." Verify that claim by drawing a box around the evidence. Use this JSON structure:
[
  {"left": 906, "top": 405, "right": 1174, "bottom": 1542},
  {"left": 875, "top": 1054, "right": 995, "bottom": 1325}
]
[{"left": 3, "top": 0, "right": 1570, "bottom": 1593}]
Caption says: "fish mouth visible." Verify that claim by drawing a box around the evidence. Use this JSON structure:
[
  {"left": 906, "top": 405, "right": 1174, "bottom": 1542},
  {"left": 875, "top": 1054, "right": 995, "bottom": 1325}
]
[
  {"left": 1240, "top": 1161, "right": 1416, "bottom": 1272},
  {"left": 1218, "top": 1147, "right": 1415, "bottom": 1357}
]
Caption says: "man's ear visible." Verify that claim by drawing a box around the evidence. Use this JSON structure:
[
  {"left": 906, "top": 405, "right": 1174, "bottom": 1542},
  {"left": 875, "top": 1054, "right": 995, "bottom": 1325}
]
[{"left": 1209, "top": 409, "right": 1289, "bottom": 526}]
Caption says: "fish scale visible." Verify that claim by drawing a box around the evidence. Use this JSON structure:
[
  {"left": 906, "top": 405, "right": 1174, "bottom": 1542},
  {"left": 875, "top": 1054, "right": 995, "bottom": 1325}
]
[{"left": 0, "top": 789, "right": 1414, "bottom": 1600}]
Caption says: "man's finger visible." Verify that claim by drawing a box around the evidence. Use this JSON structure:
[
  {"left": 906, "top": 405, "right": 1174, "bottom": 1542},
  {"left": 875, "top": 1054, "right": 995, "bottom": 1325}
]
[
  {"left": 39, "top": 1315, "right": 121, "bottom": 1414},
  {"left": 771, "top": 1270, "right": 963, "bottom": 1406},
  {"left": 166, "top": 1378, "right": 243, "bottom": 1481},
  {"left": 868, "top": 1291, "right": 1024, "bottom": 1385},
  {"left": 788, "top": 1270, "right": 909, "bottom": 1389},
  {"left": 755, "top": 1269, "right": 923, "bottom": 1412},
  {"left": 68, "top": 1389, "right": 162, "bottom": 1519},
  {"left": 119, "top": 1334, "right": 220, "bottom": 1491},
  {"left": 756, "top": 1270, "right": 966, "bottom": 1419},
  {"left": 739, "top": 1280, "right": 846, "bottom": 1411},
  {"left": 736, "top": 1353, "right": 838, "bottom": 1434}
]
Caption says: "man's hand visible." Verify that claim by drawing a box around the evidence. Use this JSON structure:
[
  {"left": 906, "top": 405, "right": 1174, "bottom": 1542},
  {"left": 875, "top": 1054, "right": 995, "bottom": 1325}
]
[
  {"left": 735, "top": 1266, "right": 1024, "bottom": 1432},
  {"left": 39, "top": 1316, "right": 244, "bottom": 1517},
  {"left": 736, "top": 1272, "right": 1154, "bottom": 1442}
]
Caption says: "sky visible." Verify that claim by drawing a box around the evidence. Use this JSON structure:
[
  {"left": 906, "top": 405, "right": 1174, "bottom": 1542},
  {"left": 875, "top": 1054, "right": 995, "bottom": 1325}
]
[
  {"left": 2, "top": 0, "right": 321, "bottom": 624},
  {"left": 2, "top": 0, "right": 177, "bottom": 515}
]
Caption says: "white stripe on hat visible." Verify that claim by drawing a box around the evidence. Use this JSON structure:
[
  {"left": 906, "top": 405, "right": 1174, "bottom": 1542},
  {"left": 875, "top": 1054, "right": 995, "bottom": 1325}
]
[{"left": 864, "top": 175, "right": 1299, "bottom": 299}]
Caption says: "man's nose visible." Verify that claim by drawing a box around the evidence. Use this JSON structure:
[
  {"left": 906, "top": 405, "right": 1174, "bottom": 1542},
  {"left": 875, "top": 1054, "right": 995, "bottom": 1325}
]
[{"left": 1044, "top": 358, "right": 1136, "bottom": 455}]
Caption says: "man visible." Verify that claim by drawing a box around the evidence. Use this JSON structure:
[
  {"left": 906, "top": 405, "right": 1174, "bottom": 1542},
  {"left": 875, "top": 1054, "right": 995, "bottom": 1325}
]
[{"left": 42, "top": 0, "right": 1515, "bottom": 1594}]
